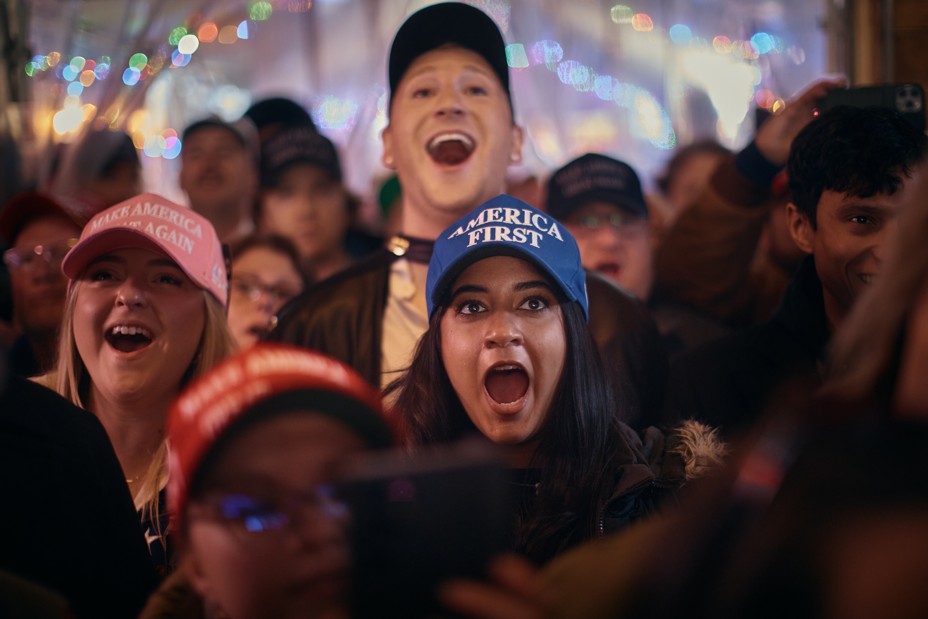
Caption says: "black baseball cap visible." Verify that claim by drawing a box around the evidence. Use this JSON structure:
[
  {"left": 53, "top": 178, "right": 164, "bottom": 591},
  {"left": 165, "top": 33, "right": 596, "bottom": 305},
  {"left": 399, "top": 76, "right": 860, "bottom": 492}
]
[
  {"left": 260, "top": 125, "right": 342, "bottom": 188},
  {"left": 546, "top": 154, "right": 649, "bottom": 220},
  {"left": 388, "top": 2, "right": 512, "bottom": 114}
]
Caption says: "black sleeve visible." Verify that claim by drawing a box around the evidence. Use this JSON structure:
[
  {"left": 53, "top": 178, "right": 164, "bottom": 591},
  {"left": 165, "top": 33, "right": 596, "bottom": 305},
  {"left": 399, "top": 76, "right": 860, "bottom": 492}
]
[{"left": 0, "top": 376, "right": 158, "bottom": 619}]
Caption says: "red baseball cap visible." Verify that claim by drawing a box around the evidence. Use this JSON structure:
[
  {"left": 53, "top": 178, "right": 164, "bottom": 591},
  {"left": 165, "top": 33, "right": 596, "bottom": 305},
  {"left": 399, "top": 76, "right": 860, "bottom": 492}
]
[
  {"left": 166, "top": 343, "right": 394, "bottom": 534},
  {"left": 0, "top": 191, "right": 83, "bottom": 245}
]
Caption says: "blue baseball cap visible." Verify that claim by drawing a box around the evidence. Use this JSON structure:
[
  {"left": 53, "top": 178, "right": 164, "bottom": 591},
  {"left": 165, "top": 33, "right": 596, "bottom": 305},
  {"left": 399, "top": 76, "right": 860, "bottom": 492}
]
[{"left": 426, "top": 194, "right": 589, "bottom": 319}]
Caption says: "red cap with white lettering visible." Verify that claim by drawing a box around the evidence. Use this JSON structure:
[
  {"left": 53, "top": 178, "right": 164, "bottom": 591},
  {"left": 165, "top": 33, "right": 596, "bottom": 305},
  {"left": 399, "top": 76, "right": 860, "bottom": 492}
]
[
  {"left": 61, "top": 192, "right": 228, "bottom": 306},
  {"left": 166, "top": 343, "right": 395, "bottom": 535}
]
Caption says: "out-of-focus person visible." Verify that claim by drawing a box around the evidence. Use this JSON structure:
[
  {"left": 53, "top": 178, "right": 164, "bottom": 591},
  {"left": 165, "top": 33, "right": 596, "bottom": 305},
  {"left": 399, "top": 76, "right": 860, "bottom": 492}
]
[
  {"left": 0, "top": 355, "right": 159, "bottom": 618},
  {"left": 546, "top": 153, "right": 732, "bottom": 359},
  {"left": 244, "top": 95, "right": 316, "bottom": 144},
  {"left": 139, "top": 344, "right": 394, "bottom": 619},
  {"left": 256, "top": 125, "right": 358, "bottom": 283},
  {"left": 656, "top": 139, "right": 731, "bottom": 220},
  {"left": 546, "top": 154, "right": 653, "bottom": 300},
  {"left": 52, "top": 128, "right": 143, "bottom": 220},
  {"left": 179, "top": 117, "right": 259, "bottom": 245},
  {"left": 0, "top": 192, "right": 82, "bottom": 376},
  {"left": 226, "top": 234, "right": 306, "bottom": 349}
]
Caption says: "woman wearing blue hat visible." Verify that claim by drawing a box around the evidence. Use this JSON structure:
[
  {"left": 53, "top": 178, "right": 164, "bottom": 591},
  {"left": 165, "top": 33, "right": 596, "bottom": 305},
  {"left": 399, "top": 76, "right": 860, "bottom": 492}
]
[{"left": 389, "top": 194, "right": 725, "bottom": 564}]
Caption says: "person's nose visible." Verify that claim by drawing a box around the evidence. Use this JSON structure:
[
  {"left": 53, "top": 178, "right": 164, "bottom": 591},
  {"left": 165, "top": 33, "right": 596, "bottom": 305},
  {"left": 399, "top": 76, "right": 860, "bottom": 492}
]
[
  {"left": 434, "top": 87, "right": 465, "bottom": 120},
  {"left": 593, "top": 224, "right": 623, "bottom": 250},
  {"left": 484, "top": 311, "right": 523, "bottom": 349},
  {"left": 254, "top": 289, "right": 277, "bottom": 314},
  {"left": 871, "top": 218, "right": 899, "bottom": 263},
  {"left": 115, "top": 278, "right": 148, "bottom": 309},
  {"left": 288, "top": 494, "right": 349, "bottom": 552},
  {"left": 29, "top": 253, "right": 61, "bottom": 282}
]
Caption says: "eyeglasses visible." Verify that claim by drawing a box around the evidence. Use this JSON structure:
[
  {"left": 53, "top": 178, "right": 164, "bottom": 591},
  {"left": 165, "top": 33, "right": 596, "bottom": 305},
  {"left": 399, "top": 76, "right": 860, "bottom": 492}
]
[
  {"left": 572, "top": 212, "right": 648, "bottom": 236},
  {"left": 3, "top": 238, "right": 78, "bottom": 270},
  {"left": 229, "top": 274, "right": 301, "bottom": 308},
  {"left": 191, "top": 484, "right": 348, "bottom": 536}
]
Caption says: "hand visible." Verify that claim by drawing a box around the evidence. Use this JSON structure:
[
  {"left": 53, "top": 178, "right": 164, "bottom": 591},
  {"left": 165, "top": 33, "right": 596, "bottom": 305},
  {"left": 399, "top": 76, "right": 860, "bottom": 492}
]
[
  {"left": 754, "top": 78, "right": 847, "bottom": 166},
  {"left": 438, "top": 553, "right": 549, "bottom": 619}
]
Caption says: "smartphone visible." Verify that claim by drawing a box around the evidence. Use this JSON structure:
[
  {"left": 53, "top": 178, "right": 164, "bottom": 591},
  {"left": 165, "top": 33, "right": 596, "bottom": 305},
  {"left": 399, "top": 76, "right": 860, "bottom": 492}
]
[
  {"left": 337, "top": 438, "right": 513, "bottom": 619},
  {"left": 819, "top": 83, "right": 925, "bottom": 132}
]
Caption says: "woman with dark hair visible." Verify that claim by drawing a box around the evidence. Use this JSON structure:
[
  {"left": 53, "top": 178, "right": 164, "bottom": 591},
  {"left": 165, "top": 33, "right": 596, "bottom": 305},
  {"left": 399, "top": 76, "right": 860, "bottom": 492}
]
[{"left": 389, "top": 194, "right": 724, "bottom": 564}]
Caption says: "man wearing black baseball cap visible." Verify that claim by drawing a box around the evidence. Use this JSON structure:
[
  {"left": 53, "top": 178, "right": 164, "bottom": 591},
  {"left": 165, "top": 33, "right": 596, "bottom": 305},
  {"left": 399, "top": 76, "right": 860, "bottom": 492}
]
[
  {"left": 547, "top": 154, "right": 654, "bottom": 300},
  {"left": 271, "top": 3, "right": 664, "bottom": 428}
]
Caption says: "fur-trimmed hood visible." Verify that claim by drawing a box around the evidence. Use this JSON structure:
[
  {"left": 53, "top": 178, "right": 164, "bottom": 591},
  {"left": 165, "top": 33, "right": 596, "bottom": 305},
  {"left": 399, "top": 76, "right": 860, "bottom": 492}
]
[{"left": 670, "top": 419, "right": 728, "bottom": 480}]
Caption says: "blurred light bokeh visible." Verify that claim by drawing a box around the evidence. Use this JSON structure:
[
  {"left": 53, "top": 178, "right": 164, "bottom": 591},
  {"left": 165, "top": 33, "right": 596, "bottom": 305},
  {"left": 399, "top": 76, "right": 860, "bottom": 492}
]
[{"left": 8, "top": 0, "right": 830, "bottom": 203}]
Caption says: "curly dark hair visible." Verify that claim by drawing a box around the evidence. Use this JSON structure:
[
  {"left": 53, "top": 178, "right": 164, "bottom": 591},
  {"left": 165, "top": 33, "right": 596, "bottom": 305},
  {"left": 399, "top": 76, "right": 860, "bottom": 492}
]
[
  {"left": 787, "top": 106, "right": 927, "bottom": 227},
  {"left": 388, "top": 297, "right": 628, "bottom": 563}
]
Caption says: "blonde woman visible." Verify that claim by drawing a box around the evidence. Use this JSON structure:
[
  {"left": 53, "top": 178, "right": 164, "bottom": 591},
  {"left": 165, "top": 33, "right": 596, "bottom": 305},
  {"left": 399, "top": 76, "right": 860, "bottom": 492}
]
[{"left": 52, "top": 193, "right": 237, "bottom": 576}]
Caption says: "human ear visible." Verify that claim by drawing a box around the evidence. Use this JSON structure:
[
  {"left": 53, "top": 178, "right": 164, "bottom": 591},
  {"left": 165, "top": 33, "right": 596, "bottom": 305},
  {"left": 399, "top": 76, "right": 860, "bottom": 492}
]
[
  {"left": 381, "top": 125, "right": 397, "bottom": 170},
  {"left": 508, "top": 124, "right": 524, "bottom": 165},
  {"left": 786, "top": 202, "right": 814, "bottom": 254}
]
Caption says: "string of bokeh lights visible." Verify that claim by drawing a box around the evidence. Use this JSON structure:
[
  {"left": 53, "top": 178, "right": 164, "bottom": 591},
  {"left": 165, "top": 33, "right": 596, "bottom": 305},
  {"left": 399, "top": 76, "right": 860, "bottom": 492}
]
[{"left": 24, "top": 2, "right": 797, "bottom": 158}]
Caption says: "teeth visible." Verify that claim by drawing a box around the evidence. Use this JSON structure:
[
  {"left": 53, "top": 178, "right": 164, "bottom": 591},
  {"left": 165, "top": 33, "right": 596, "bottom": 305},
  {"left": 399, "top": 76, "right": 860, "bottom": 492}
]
[
  {"left": 494, "top": 364, "right": 520, "bottom": 372},
  {"left": 428, "top": 132, "right": 474, "bottom": 150},
  {"left": 110, "top": 325, "right": 152, "bottom": 338},
  {"left": 860, "top": 274, "right": 873, "bottom": 284}
]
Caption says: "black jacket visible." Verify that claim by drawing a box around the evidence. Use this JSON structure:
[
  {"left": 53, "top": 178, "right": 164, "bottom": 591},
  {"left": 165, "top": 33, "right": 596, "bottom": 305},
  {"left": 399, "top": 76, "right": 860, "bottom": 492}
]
[
  {"left": 0, "top": 374, "right": 158, "bottom": 618},
  {"left": 269, "top": 247, "right": 668, "bottom": 428},
  {"left": 662, "top": 256, "right": 830, "bottom": 438}
]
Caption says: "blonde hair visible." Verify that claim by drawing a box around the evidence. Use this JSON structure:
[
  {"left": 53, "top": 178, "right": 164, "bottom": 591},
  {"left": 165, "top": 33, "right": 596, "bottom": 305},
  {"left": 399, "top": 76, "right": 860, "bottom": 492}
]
[
  {"left": 55, "top": 282, "right": 237, "bottom": 523},
  {"left": 823, "top": 177, "right": 928, "bottom": 406}
]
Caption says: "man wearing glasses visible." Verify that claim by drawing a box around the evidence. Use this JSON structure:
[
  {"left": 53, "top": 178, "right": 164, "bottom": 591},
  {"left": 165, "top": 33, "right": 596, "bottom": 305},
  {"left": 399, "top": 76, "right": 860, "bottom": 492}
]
[
  {"left": 546, "top": 154, "right": 735, "bottom": 360},
  {"left": 1, "top": 192, "right": 82, "bottom": 376},
  {"left": 546, "top": 153, "right": 654, "bottom": 301}
]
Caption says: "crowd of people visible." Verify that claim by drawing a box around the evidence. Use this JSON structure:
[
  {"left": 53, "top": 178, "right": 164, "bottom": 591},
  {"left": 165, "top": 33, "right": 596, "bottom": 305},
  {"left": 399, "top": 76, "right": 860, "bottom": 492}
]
[{"left": 1, "top": 2, "right": 926, "bottom": 618}]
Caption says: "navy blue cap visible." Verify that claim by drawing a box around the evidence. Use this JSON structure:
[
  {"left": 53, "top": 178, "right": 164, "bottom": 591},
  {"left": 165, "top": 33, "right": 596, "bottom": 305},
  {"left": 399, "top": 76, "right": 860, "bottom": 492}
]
[
  {"left": 546, "top": 153, "right": 648, "bottom": 220},
  {"left": 426, "top": 194, "right": 589, "bottom": 319}
]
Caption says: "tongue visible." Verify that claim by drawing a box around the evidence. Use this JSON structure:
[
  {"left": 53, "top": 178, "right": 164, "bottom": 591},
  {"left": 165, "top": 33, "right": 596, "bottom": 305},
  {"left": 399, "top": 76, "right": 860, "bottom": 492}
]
[
  {"left": 485, "top": 369, "right": 529, "bottom": 404},
  {"left": 109, "top": 334, "right": 151, "bottom": 353},
  {"left": 429, "top": 141, "right": 471, "bottom": 166}
]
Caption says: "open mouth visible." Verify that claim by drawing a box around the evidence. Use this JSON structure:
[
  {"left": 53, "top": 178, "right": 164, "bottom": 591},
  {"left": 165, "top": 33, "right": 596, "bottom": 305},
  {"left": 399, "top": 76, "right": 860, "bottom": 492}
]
[
  {"left": 484, "top": 364, "right": 529, "bottom": 405},
  {"left": 426, "top": 132, "right": 475, "bottom": 166},
  {"left": 247, "top": 324, "right": 269, "bottom": 339},
  {"left": 105, "top": 325, "right": 153, "bottom": 353},
  {"left": 595, "top": 262, "right": 622, "bottom": 278}
]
